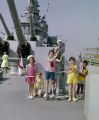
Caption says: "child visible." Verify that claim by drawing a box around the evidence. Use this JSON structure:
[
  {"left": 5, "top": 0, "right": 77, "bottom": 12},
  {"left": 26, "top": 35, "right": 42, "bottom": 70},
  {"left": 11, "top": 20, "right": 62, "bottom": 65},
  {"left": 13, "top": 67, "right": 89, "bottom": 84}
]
[
  {"left": 67, "top": 57, "right": 79, "bottom": 102},
  {"left": 24, "top": 55, "right": 36, "bottom": 100},
  {"left": 77, "top": 60, "right": 88, "bottom": 99},
  {"left": 53, "top": 45, "right": 58, "bottom": 53},
  {"left": 35, "top": 73, "right": 44, "bottom": 97},
  {"left": 45, "top": 50, "right": 63, "bottom": 98}
]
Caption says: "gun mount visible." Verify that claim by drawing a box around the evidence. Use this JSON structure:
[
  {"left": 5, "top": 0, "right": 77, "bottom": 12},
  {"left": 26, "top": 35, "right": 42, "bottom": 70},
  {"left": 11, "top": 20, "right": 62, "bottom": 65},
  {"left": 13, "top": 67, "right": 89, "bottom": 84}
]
[
  {"left": 0, "top": 37, "right": 9, "bottom": 56},
  {"left": 7, "top": 0, "right": 30, "bottom": 57}
]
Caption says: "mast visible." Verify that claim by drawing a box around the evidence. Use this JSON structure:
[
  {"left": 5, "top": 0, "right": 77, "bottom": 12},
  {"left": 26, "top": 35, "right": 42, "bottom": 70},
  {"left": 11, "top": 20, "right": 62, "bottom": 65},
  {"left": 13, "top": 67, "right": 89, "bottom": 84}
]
[
  {"left": 27, "top": 0, "right": 37, "bottom": 41},
  {"left": 30, "top": 13, "right": 35, "bottom": 40}
]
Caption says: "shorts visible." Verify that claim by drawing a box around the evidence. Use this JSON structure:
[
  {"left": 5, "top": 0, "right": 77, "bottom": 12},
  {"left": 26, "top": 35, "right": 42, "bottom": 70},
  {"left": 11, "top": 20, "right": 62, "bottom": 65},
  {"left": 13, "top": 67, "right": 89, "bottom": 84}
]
[
  {"left": 45, "top": 71, "right": 55, "bottom": 80},
  {"left": 78, "top": 80, "right": 85, "bottom": 84}
]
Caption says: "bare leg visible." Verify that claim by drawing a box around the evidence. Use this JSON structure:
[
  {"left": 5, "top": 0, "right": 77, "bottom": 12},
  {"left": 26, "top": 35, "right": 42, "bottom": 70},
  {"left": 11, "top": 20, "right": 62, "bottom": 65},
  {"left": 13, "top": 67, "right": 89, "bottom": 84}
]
[
  {"left": 28, "top": 82, "right": 31, "bottom": 96},
  {"left": 31, "top": 83, "right": 35, "bottom": 96},
  {"left": 51, "top": 80, "right": 54, "bottom": 94},
  {"left": 4, "top": 67, "right": 7, "bottom": 72},
  {"left": 73, "top": 83, "right": 76, "bottom": 98},
  {"left": 68, "top": 84, "right": 73, "bottom": 98}
]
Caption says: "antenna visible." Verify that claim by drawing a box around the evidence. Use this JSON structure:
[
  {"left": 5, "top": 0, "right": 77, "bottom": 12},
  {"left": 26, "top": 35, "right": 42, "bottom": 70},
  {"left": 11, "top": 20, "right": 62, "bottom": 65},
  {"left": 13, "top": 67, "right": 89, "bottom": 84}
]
[{"left": 46, "top": 0, "right": 51, "bottom": 16}]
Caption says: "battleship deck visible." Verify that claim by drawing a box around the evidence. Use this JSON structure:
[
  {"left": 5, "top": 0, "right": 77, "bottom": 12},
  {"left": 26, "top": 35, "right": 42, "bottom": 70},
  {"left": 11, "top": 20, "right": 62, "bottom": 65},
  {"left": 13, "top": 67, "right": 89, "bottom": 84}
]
[{"left": 0, "top": 73, "right": 85, "bottom": 120}]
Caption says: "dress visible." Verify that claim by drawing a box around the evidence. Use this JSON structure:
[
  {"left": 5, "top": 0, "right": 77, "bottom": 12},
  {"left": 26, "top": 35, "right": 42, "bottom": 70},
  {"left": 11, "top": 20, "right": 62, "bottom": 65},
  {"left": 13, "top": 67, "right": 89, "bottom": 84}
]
[
  {"left": 1, "top": 55, "right": 8, "bottom": 68},
  {"left": 67, "top": 65, "right": 78, "bottom": 84},
  {"left": 34, "top": 76, "right": 44, "bottom": 96},
  {"left": 25, "top": 64, "right": 36, "bottom": 83},
  {"left": 35, "top": 76, "right": 44, "bottom": 89}
]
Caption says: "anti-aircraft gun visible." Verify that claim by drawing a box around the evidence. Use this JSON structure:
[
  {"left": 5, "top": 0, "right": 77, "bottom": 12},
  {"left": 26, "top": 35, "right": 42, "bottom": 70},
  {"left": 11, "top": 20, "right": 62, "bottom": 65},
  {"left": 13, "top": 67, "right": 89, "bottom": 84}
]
[{"left": 7, "top": 0, "right": 30, "bottom": 58}]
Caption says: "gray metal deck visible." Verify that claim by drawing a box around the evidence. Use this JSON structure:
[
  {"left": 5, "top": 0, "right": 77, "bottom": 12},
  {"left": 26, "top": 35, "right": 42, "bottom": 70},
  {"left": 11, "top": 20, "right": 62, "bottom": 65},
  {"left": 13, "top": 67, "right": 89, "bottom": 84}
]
[{"left": 0, "top": 73, "right": 85, "bottom": 120}]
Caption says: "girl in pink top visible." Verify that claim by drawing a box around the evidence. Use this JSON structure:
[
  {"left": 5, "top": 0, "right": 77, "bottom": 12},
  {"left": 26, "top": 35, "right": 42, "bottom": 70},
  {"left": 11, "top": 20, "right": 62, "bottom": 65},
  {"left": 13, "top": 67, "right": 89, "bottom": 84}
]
[
  {"left": 45, "top": 50, "right": 63, "bottom": 98},
  {"left": 24, "top": 55, "right": 36, "bottom": 100}
]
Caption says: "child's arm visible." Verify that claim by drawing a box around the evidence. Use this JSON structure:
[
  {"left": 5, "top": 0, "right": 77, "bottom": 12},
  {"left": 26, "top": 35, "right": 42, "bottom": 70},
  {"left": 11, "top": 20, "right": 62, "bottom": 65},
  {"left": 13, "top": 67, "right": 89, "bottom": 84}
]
[
  {"left": 56, "top": 54, "right": 63, "bottom": 62},
  {"left": 79, "top": 72, "right": 88, "bottom": 77},
  {"left": 41, "top": 84, "right": 44, "bottom": 92},
  {"left": 24, "top": 65, "right": 28, "bottom": 74},
  {"left": 74, "top": 67, "right": 78, "bottom": 73},
  {"left": 66, "top": 68, "right": 74, "bottom": 74},
  {"left": 2, "top": 56, "right": 4, "bottom": 60}
]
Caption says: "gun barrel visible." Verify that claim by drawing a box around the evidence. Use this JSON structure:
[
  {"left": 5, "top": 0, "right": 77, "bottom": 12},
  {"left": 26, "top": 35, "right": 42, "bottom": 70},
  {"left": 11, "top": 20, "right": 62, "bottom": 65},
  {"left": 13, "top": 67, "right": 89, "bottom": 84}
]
[
  {"left": 7, "top": 0, "right": 26, "bottom": 45},
  {"left": 0, "top": 13, "right": 11, "bottom": 37}
]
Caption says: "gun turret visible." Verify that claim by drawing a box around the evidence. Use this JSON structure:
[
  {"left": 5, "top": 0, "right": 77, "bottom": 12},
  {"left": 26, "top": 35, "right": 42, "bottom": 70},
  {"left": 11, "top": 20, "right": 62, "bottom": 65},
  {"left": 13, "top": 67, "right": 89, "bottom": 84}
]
[{"left": 0, "top": 37, "right": 9, "bottom": 56}]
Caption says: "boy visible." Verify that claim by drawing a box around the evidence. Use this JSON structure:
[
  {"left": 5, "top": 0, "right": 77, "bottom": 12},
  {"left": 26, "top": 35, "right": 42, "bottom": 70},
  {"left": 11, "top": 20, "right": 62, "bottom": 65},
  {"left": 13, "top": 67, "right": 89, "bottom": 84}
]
[{"left": 77, "top": 60, "right": 88, "bottom": 99}]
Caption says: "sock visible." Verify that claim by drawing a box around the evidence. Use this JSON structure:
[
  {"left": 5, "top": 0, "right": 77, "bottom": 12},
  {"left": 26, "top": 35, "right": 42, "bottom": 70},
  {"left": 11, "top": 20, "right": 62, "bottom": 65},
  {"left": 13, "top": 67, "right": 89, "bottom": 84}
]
[{"left": 77, "top": 84, "right": 80, "bottom": 95}]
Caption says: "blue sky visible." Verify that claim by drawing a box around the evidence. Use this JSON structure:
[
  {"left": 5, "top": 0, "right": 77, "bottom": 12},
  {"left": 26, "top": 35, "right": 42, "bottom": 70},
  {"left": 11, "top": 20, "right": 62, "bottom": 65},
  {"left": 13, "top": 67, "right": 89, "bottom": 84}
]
[{"left": 0, "top": 0, "right": 99, "bottom": 58}]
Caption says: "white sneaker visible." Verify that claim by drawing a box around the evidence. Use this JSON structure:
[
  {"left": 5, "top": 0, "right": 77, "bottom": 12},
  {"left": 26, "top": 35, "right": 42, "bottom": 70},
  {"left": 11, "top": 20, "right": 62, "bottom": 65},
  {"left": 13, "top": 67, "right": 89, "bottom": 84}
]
[
  {"left": 79, "top": 94, "right": 83, "bottom": 99},
  {"left": 44, "top": 93, "right": 47, "bottom": 98},
  {"left": 44, "top": 93, "right": 49, "bottom": 98},
  {"left": 27, "top": 96, "right": 31, "bottom": 99},
  {"left": 49, "top": 94, "right": 54, "bottom": 98},
  {"left": 30, "top": 96, "right": 33, "bottom": 100}
]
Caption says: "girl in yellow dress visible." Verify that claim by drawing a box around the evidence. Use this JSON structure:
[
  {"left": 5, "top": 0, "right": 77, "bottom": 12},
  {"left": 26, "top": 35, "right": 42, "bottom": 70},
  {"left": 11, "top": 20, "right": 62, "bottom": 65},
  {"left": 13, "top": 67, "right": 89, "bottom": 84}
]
[
  {"left": 1, "top": 52, "right": 9, "bottom": 72},
  {"left": 34, "top": 73, "right": 44, "bottom": 97},
  {"left": 67, "top": 57, "right": 79, "bottom": 102}
]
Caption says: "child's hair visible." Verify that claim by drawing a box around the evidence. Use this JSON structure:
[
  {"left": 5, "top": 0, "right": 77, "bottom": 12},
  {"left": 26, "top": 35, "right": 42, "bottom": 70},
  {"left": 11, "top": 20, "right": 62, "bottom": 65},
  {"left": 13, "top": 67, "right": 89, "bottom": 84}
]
[
  {"left": 53, "top": 44, "right": 58, "bottom": 48},
  {"left": 48, "top": 50, "right": 55, "bottom": 55},
  {"left": 28, "top": 57, "right": 35, "bottom": 63},
  {"left": 37, "top": 73, "right": 42, "bottom": 76},
  {"left": 69, "top": 57, "right": 75, "bottom": 61},
  {"left": 4, "top": 52, "right": 7, "bottom": 54},
  {"left": 83, "top": 60, "right": 88, "bottom": 65}
]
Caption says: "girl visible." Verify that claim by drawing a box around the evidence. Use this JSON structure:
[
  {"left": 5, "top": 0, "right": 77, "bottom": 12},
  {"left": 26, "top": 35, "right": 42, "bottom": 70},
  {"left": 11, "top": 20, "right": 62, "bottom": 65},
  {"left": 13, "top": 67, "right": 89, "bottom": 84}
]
[
  {"left": 25, "top": 55, "right": 36, "bottom": 100},
  {"left": 45, "top": 50, "right": 63, "bottom": 99},
  {"left": 67, "top": 57, "right": 79, "bottom": 102},
  {"left": 1, "top": 52, "right": 9, "bottom": 72}
]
